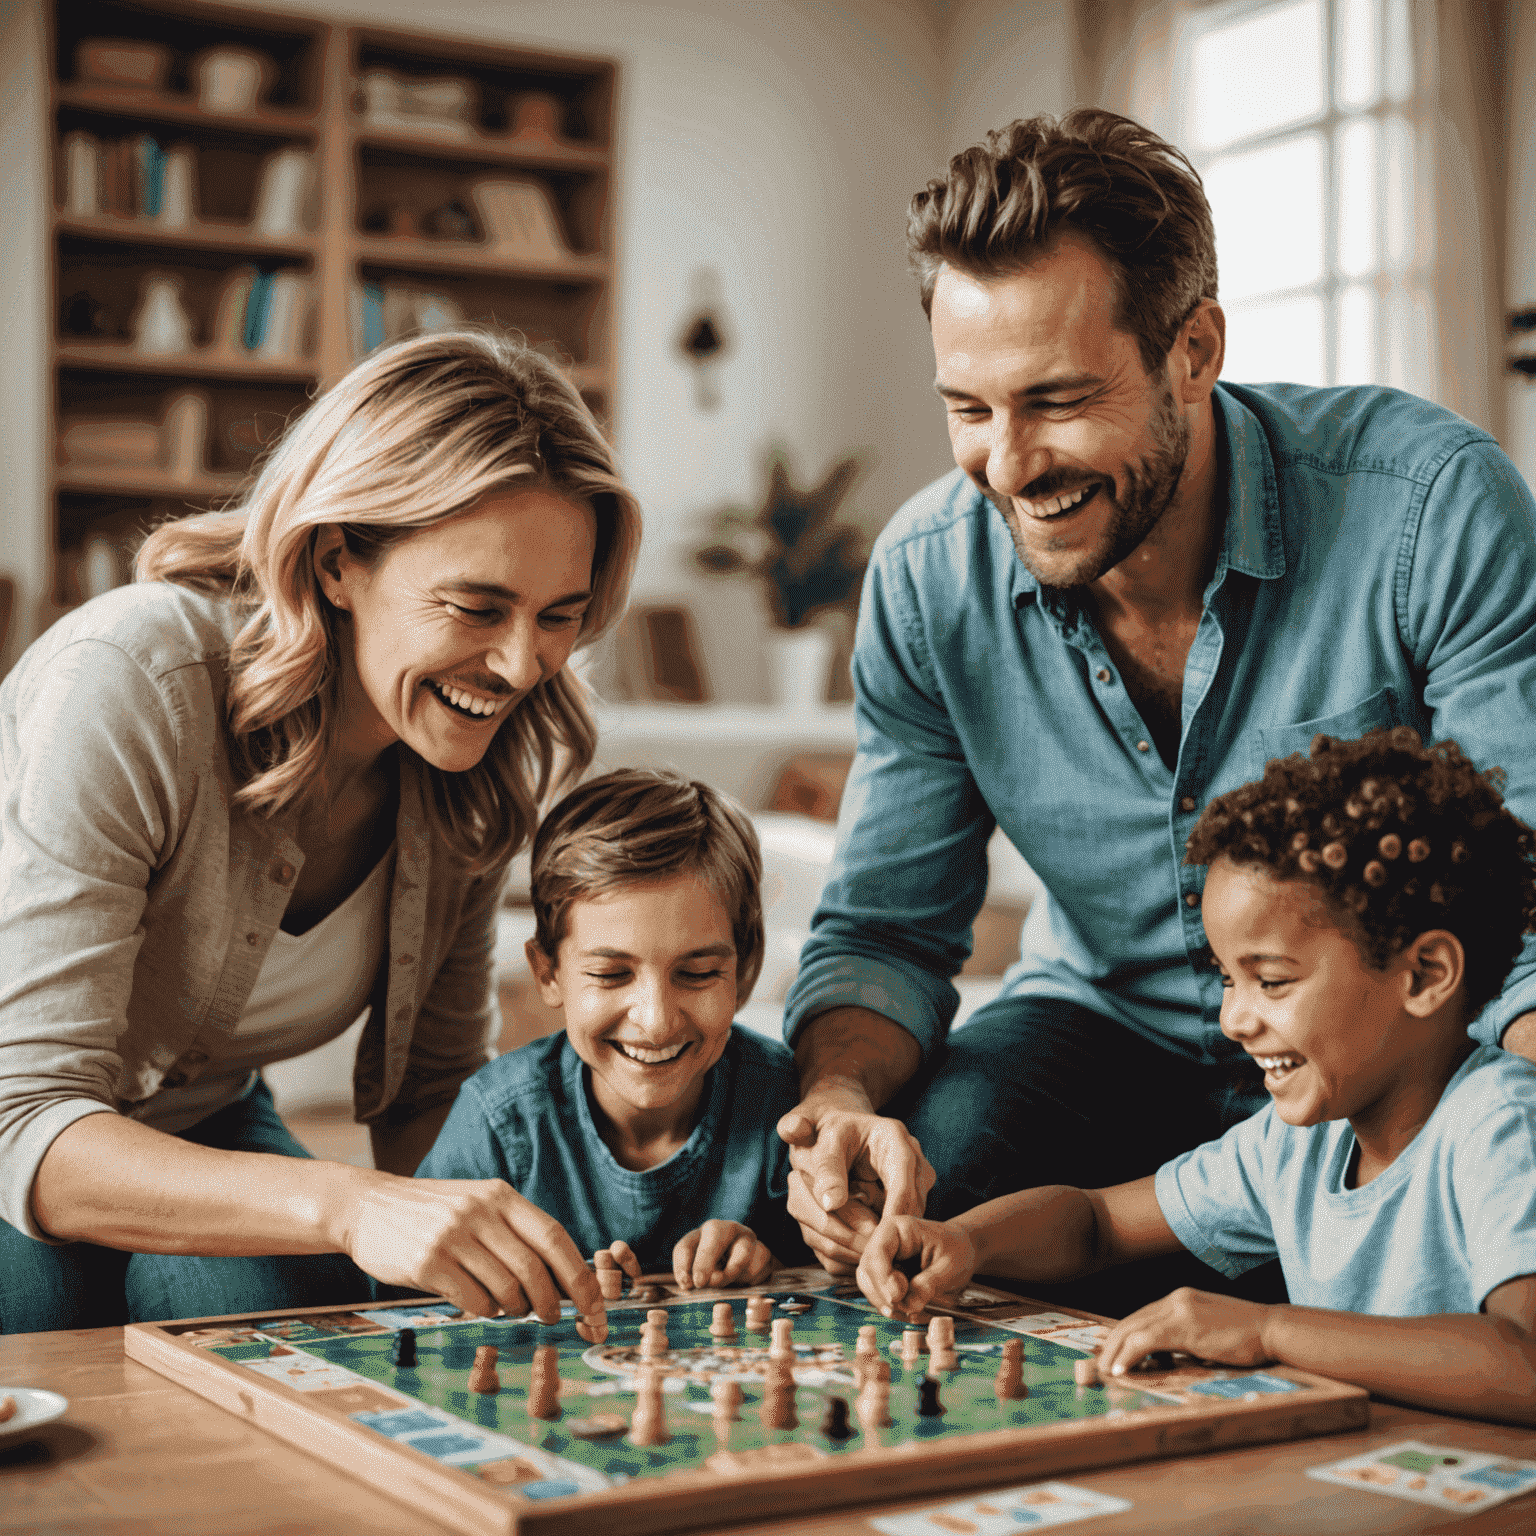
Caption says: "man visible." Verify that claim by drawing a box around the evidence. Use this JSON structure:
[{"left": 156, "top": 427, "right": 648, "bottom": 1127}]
[{"left": 777, "top": 109, "right": 1536, "bottom": 1300}]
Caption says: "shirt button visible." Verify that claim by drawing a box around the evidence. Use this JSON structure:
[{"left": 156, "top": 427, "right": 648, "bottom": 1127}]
[
  {"left": 1096, "top": 668, "right": 1112, "bottom": 683},
  {"left": 1136, "top": 739, "right": 1150, "bottom": 753},
  {"left": 1185, "top": 892, "right": 1200, "bottom": 907},
  {"left": 246, "top": 930, "right": 260, "bottom": 945},
  {"left": 274, "top": 862, "right": 295, "bottom": 883},
  {"left": 1180, "top": 796, "right": 1196, "bottom": 812}
]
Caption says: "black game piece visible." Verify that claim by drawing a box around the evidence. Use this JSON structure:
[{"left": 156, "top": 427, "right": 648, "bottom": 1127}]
[
  {"left": 819, "top": 1396, "right": 854, "bottom": 1440},
  {"left": 916, "top": 1376, "right": 945, "bottom": 1417},
  {"left": 390, "top": 1328, "right": 417, "bottom": 1369}
]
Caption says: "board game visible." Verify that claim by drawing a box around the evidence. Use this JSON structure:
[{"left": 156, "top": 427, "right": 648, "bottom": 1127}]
[{"left": 124, "top": 1268, "right": 1368, "bottom": 1536}]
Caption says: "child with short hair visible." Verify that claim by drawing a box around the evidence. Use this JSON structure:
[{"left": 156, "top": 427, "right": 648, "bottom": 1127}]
[
  {"left": 417, "top": 768, "right": 808, "bottom": 1290},
  {"left": 857, "top": 728, "right": 1536, "bottom": 1423}
]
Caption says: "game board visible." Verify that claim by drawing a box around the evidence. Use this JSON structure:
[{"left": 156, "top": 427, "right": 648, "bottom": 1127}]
[{"left": 124, "top": 1268, "right": 1367, "bottom": 1536}]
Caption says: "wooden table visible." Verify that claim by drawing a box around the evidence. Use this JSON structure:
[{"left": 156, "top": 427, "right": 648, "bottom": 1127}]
[{"left": 4, "top": 1323, "right": 1535, "bottom": 1535}]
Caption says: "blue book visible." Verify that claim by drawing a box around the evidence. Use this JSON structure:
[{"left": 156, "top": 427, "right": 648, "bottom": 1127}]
[
  {"left": 243, "top": 268, "right": 275, "bottom": 350},
  {"left": 362, "top": 281, "right": 385, "bottom": 355},
  {"left": 141, "top": 137, "right": 166, "bottom": 218}
]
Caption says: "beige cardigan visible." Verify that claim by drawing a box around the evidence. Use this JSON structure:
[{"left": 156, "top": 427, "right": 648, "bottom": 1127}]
[{"left": 0, "top": 583, "right": 499, "bottom": 1239}]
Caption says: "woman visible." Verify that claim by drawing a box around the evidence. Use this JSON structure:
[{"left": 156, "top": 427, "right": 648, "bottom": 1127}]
[{"left": 0, "top": 330, "right": 640, "bottom": 1332}]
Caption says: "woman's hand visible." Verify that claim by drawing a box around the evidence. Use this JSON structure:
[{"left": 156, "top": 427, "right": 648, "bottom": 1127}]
[
  {"left": 856, "top": 1214, "right": 977, "bottom": 1319},
  {"left": 672, "top": 1221, "right": 775, "bottom": 1290},
  {"left": 1096, "top": 1288, "right": 1276, "bottom": 1378},
  {"left": 340, "top": 1170, "right": 605, "bottom": 1323}
]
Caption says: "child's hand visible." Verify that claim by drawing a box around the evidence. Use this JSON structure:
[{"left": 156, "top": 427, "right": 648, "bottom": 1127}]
[
  {"left": 1096, "top": 1287, "right": 1276, "bottom": 1378},
  {"left": 596, "top": 1239, "right": 643, "bottom": 1285},
  {"left": 672, "top": 1221, "right": 774, "bottom": 1290},
  {"left": 857, "top": 1215, "right": 977, "bottom": 1319}
]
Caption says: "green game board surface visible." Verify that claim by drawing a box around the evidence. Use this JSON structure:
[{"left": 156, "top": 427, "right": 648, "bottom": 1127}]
[{"left": 208, "top": 1288, "right": 1184, "bottom": 1491}]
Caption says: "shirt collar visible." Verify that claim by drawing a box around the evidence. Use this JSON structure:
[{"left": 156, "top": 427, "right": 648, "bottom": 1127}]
[{"left": 1006, "top": 381, "right": 1286, "bottom": 614}]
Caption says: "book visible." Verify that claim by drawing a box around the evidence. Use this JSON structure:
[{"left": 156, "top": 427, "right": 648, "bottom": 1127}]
[
  {"left": 252, "top": 148, "right": 313, "bottom": 237},
  {"left": 61, "top": 131, "right": 100, "bottom": 217},
  {"left": 242, "top": 268, "right": 275, "bottom": 350},
  {"left": 469, "top": 179, "right": 568, "bottom": 261},
  {"left": 212, "top": 266, "right": 257, "bottom": 352},
  {"left": 162, "top": 391, "right": 209, "bottom": 481},
  {"left": 255, "top": 270, "right": 311, "bottom": 358}
]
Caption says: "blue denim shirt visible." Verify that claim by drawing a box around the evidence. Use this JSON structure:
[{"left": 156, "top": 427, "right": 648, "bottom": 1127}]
[{"left": 783, "top": 382, "right": 1536, "bottom": 1066}]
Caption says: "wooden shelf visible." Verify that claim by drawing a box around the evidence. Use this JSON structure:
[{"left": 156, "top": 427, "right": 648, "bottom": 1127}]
[
  {"left": 353, "top": 234, "right": 607, "bottom": 282},
  {"left": 566, "top": 363, "right": 608, "bottom": 392},
  {"left": 55, "top": 465, "right": 246, "bottom": 498},
  {"left": 55, "top": 83, "right": 319, "bottom": 141},
  {"left": 55, "top": 341, "right": 319, "bottom": 382},
  {"left": 353, "top": 124, "right": 608, "bottom": 172},
  {"left": 56, "top": 214, "right": 316, "bottom": 260}
]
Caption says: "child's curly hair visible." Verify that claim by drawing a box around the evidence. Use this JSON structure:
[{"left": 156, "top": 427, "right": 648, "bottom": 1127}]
[{"left": 1185, "top": 727, "right": 1536, "bottom": 1012}]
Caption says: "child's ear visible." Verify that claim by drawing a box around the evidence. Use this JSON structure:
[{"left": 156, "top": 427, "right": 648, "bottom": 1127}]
[
  {"left": 525, "top": 936, "right": 564, "bottom": 1008},
  {"left": 1401, "top": 930, "right": 1465, "bottom": 1016}
]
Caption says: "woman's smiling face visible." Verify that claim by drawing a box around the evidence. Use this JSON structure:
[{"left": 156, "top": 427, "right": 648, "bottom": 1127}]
[{"left": 324, "top": 487, "right": 596, "bottom": 773}]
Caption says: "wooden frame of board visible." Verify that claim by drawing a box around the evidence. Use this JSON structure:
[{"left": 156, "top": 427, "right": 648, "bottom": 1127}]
[{"left": 125, "top": 1277, "right": 1370, "bottom": 1536}]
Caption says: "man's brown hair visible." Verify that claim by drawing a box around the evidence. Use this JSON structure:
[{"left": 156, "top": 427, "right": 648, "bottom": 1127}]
[
  {"left": 529, "top": 768, "right": 766, "bottom": 1003},
  {"left": 908, "top": 108, "right": 1218, "bottom": 375}
]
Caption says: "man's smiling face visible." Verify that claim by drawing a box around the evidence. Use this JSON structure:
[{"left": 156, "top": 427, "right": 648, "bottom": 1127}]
[{"left": 930, "top": 230, "right": 1192, "bottom": 591}]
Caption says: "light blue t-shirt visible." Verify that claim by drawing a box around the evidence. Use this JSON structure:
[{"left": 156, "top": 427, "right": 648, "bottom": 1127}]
[
  {"left": 416, "top": 1026, "right": 810, "bottom": 1274},
  {"left": 784, "top": 383, "right": 1536, "bottom": 1062},
  {"left": 1154, "top": 1046, "right": 1536, "bottom": 1314}
]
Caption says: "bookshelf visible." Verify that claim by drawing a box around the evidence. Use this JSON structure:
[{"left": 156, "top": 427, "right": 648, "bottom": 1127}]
[{"left": 45, "top": 0, "right": 617, "bottom": 612}]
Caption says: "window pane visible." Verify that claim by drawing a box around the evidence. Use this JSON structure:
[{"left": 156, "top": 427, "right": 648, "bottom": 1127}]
[
  {"left": 1337, "top": 118, "right": 1378, "bottom": 276},
  {"left": 1336, "top": 284, "right": 1377, "bottom": 383},
  {"left": 1222, "top": 295, "right": 1326, "bottom": 383},
  {"left": 1384, "top": 284, "right": 1435, "bottom": 395},
  {"left": 1337, "top": 0, "right": 1380, "bottom": 109},
  {"left": 1205, "top": 134, "right": 1325, "bottom": 301},
  {"left": 1190, "top": 0, "right": 1325, "bottom": 150},
  {"left": 1383, "top": 0, "right": 1414, "bottom": 102},
  {"left": 1382, "top": 115, "right": 1416, "bottom": 271}
]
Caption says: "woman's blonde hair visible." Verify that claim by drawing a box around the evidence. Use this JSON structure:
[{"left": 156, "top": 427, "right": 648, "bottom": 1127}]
[{"left": 136, "top": 329, "right": 641, "bottom": 870}]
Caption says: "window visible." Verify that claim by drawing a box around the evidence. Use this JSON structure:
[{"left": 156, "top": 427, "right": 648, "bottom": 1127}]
[{"left": 1181, "top": 0, "right": 1430, "bottom": 390}]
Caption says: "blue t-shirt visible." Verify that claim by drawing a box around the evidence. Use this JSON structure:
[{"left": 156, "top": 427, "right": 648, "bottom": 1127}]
[
  {"left": 1155, "top": 1046, "right": 1536, "bottom": 1314},
  {"left": 416, "top": 1026, "right": 809, "bottom": 1273}
]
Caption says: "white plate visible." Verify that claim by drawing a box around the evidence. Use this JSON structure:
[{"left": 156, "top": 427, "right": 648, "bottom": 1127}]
[{"left": 0, "top": 1387, "right": 68, "bottom": 1444}]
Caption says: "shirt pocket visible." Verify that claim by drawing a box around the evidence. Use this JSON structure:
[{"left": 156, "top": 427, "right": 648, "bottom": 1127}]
[{"left": 1256, "top": 686, "right": 1421, "bottom": 769}]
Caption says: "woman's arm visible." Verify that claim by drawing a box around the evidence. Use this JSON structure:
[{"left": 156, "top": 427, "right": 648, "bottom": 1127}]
[
  {"left": 1096, "top": 1275, "right": 1536, "bottom": 1426},
  {"left": 33, "top": 1110, "right": 605, "bottom": 1323}
]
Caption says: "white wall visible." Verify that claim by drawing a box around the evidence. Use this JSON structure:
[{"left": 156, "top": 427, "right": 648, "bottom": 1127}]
[{"left": 940, "top": 0, "right": 1078, "bottom": 155}]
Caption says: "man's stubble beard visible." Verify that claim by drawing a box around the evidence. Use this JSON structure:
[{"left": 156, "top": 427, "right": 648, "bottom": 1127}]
[{"left": 988, "top": 373, "right": 1192, "bottom": 595}]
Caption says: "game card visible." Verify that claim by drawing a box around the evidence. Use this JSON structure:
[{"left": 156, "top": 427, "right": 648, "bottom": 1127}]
[
  {"left": 1307, "top": 1440, "right": 1536, "bottom": 1511},
  {"left": 994, "top": 1315, "right": 1110, "bottom": 1354},
  {"left": 871, "top": 1481, "right": 1131, "bottom": 1533}
]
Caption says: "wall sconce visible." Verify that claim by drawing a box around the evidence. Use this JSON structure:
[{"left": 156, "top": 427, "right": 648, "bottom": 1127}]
[{"left": 677, "top": 267, "right": 730, "bottom": 411}]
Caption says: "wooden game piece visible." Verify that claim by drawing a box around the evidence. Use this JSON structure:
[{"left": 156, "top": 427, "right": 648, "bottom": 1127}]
[
  {"left": 0, "top": 1394, "right": 15, "bottom": 1424},
  {"left": 759, "top": 1378, "right": 797, "bottom": 1431},
  {"left": 528, "top": 1344, "right": 561, "bottom": 1420},
  {"left": 1002, "top": 1337, "right": 1024, "bottom": 1362},
  {"left": 819, "top": 1396, "right": 854, "bottom": 1441},
  {"left": 856, "top": 1324, "right": 879, "bottom": 1360},
  {"left": 899, "top": 1327, "right": 923, "bottom": 1363},
  {"left": 389, "top": 1328, "right": 416, "bottom": 1369},
  {"left": 916, "top": 1376, "right": 945, "bottom": 1417},
  {"left": 995, "top": 1354, "right": 1027, "bottom": 1400},
  {"left": 930, "top": 1348, "right": 960, "bottom": 1372},
  {"left": 628, "top": 1366, "right": 669, "bottom": 1447},
  {"left": 1073, "top": 1356, "right": 1100, "bottom": 1387},
  {"left": 856, "top": 1355, "right": 892, "bottom": 1389},
  {"left": 926, "top": 1315, "right": 955, "bottom": 1353},
  {"left": 468, "top": 1344, "right": 500, "bottom": 1395},
  {"left": 575, "top": 1311, "right": 608, "bottom": 1344},
  {"left": 594, "top": 1250, "right": 624, "bottom": 1302},
  {"left": 744, "top": 1296, "right": 773, "bottom": 1331},
  {"left": 640, "top": 1308, "right": 669, "bottom": 1358},
  {"left": 709, "top": 1302, "right": 736, "bottom": 1339},
  {"left": 857, "top": 1379, "right": 893, "bottom": 1429},
  {"left": 769, "top": 1317, "right": 794, "bottom": 1358},
  {"left": 630, "top": 1284, "right": 664, "bottom": 1303},
  {"left": 763, "top": 1354, "right": 795, "bottom": 1392},
  {"left": 567, "top": 1412, "right": 627, "bottom": 1439},
  {"left": 710, "top": 1379, "right": 743, "bottom": 1419}
]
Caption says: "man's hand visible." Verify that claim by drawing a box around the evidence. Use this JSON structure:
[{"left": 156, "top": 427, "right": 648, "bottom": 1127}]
[
  {"left": 856, "top": 1214, "right": 977, "bottom": 1318},
  {"left": 672, "top": 1221, "right": 774, "bottom": 1290},
  {"left": 341, "top": 1172, "right": 605, "bottom": 1324},
  {"left": 1096, "top": 1287, "right": 1277, "bottom": 1378},
  {"left": 778, "top": 1104, "right": 935, "bottom": 1273}
]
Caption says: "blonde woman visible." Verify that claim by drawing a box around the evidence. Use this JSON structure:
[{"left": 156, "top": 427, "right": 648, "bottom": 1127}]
[{"left": 0, "top": 331, "right": 639, "bottom": 1332}]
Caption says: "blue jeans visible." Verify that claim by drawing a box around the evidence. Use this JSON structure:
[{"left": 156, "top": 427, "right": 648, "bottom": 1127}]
[
  {"left": 897, "top": 995, "right": 1285, "bottom": 1316},
  {"left": 0, "top": 1079, "right": 374, "bottom": 1334}
]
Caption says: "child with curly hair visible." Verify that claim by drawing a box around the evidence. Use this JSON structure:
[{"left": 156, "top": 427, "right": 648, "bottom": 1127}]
[{"left": 857, "top": 727, "right": 1536, "bottom": 1422}]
